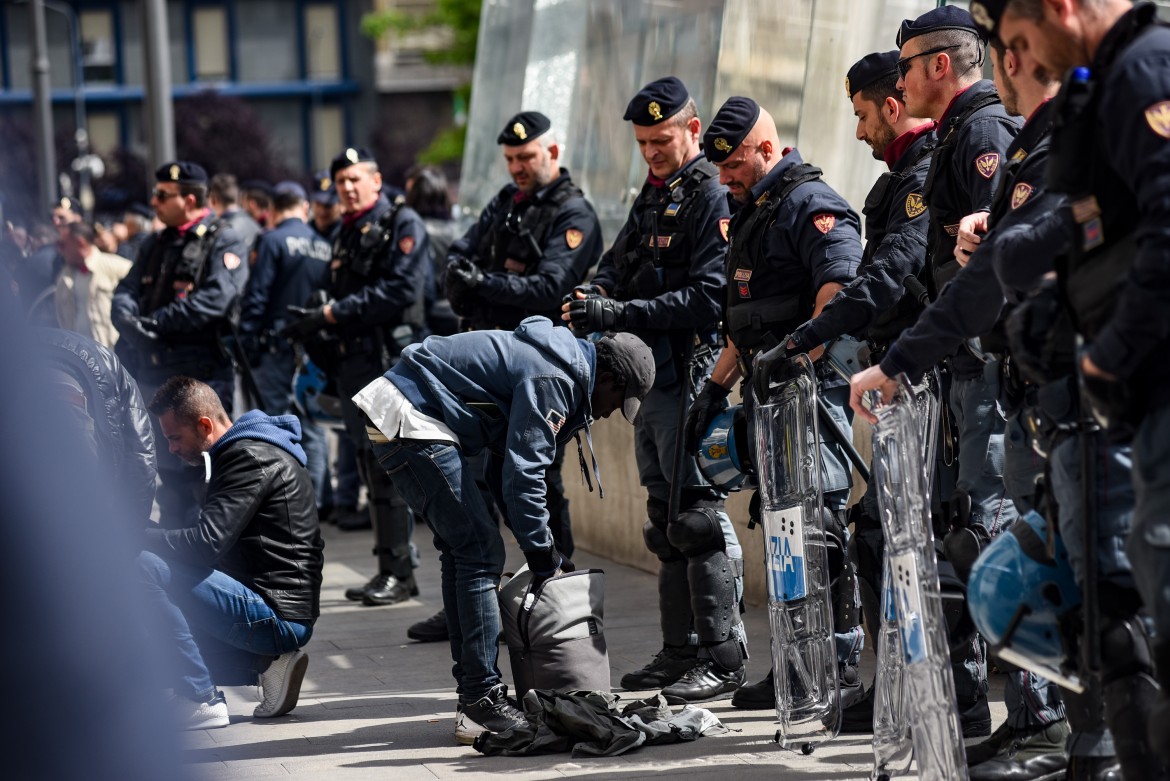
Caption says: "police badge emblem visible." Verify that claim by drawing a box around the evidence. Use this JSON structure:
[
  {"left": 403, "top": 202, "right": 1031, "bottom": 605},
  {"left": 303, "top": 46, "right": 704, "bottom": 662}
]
[
  {"left": 844, "top": 76, "right": 850, "bottom": 99},
  {"left": 565, "top": 228, "right": 583, "bottom": 249},
  {"left": 648, "top": 101, "right": 663, "bottom": 121},
  {"left": 513, "top": 122, "right": 527, "bottom": 140},
  {"left": 719, "top": 217, "right": 730, "bottom": 242},
  {"left": 813, "top": 213, "right": 836, "bottom": 234},
  {"left": 713, "top": 138, "right": 732, "bottom": 153},
  {"left": 1011, "top": 183, "right": 1034, "bottom": 210},
  {"left": 1144, "top": 101, "right": 1170, "bottom": 139},
  {"left": 169, "top": 164, "right": 180, "bottom": 181},
  {"left": 346, "top": 147, "right": 359, "bottom": 164},
  {"left": 975, "top": 152, "right": 1000, "bottom": 179},
  {"left": 398, "top": 236, "right": 415, "bottom": 254},
  {"left": 223, "top": 252, "right": 242, "bottom": 270},
  {"left": 905, "top": 193, "right": 926, "bottom": 219}
]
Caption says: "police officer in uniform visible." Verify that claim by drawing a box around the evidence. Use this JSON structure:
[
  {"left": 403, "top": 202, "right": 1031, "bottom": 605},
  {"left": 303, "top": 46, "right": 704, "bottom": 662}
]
[
  {"left": 990, "top": 2, "right": 1170, "bottom": 778},
  {"left": 309, "top": 170, "right": 342, "bottom": 241},
  {"left": 851, "top": 31, "right": 1074, "bottom": 778},
  {"left": 445, "top": 110, "right": 602, "bottom": 554},
  {"left": 684, "top": 96, "right": 865, "bottom": 710},
  {"left": 282, "top": 147, "right": 430, "bottom": 607},
  {"left": 561, "top": 77, "right": 746, "bottom": 703},
  {"left": 774, "top": 50, "right": 934, "bottom": 725},
  {"left": 111, "top": 161, "right": 248, "bottom": 528},
  {"left": 239, "top": 181, "right": 332, "bottom": 507}
]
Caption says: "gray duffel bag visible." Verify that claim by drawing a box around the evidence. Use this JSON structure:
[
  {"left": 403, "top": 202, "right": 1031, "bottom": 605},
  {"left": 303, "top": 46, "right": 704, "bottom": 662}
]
[{"left": 498, "top": 566, "right": 610, "bottom": 698}]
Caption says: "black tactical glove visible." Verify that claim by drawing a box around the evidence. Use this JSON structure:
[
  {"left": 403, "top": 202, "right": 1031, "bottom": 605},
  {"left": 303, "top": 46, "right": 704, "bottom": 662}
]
[
  {"left": 684, "top": 380, "right": 731, "bottom": 453},
  {"left": 443, "top": 258, "right": 480, "bottom": 313},
  {"left": 524, "top": 546, "right": 575, "bottom": 587},
  {"left": 124, "top": 316, "right": 159, "bottom": 347},
  {"left": 567, "top": 296, "right": 626, "bottom": 334},
  {"left": 279, "top": 304, "right": 331, "bottom": 340},
  {"left": 562, "top": 283, "right": 603, "bottom": 308},
  {"left": 751, "top": 340, "right": 796, "bottom": 403}
]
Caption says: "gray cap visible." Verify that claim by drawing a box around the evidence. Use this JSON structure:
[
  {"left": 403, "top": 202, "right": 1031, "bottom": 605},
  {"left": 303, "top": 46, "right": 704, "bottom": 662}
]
[
  {"left": 597, "top": 332, "right": 655, "bottom": 422},
  {"left": 273, "top": 180, "right": 308, "bottom": 201}
]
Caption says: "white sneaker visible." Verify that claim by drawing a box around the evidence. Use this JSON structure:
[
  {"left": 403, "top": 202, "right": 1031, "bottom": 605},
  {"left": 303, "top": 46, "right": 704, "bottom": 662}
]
[
  {"left": 254, "top": 649, "right": 309, "bottom": 718},
  {"left": 184, "top": 691, "right": 229, "bottom": 730}
]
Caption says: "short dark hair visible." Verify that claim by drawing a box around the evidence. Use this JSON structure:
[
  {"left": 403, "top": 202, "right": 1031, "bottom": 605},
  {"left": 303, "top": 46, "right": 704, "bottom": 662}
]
[
  {"left": 405, "top": 165, "right": 451, "bottom": 219},
  {"left": 148, "top": 376, "right": 229, "bottom": 426},
  {"left": 63, "top": 221, "right": 96, "bottom": 244},
  {"left": 180, "top": 182, "right": 208, "bottom": 208},
  {"left": 917, "top": 28, "right": 985, "bottom": 79},
  {"left": 273, "top": 191, "right": 304, "bottom": 212},
  {"left": 859, "top": 71, "right": 903, "bottom": 108},
  {"left": 208, "top": 173, "right": 239, "bottom": 205},
  {"left": 593, "top": 336, "right": 631, "bottom": 389}
]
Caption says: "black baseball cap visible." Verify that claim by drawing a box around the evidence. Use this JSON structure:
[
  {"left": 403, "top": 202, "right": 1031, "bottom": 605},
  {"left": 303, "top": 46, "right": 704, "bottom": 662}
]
[{"left": 597, "top": 332, "right": 656, "bottom": 422}]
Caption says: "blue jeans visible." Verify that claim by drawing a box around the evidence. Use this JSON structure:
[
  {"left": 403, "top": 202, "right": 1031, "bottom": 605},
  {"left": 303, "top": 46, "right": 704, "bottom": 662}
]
[
  {"left": 138, "top": 551, "right": 312, "bottom": 701},
  {"left": 950, "top": 362, "right": 1018, "bottom": 534},
  {"left": 373, "top": 440, "right": 505, "bottom": 701}
]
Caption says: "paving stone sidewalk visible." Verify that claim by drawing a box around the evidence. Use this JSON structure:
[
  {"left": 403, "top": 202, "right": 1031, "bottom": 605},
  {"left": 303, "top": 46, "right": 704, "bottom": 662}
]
[{"left": 185, "top": 521, "right": 1007, "bottom": 780}]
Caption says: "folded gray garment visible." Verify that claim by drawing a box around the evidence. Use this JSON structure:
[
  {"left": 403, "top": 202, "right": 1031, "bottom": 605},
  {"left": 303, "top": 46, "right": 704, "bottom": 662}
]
[{"left": 474, "top": 689, "right": 729, "bottom": 758}]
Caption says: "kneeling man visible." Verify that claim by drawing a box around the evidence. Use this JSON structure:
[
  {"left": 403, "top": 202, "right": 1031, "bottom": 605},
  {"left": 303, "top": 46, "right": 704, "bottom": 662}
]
[
  {"left": 353, "top": 316, "right": 653, "bottom": 745},
  {"left": 141, "top": 377, "right": 324, "bottom": 728}
]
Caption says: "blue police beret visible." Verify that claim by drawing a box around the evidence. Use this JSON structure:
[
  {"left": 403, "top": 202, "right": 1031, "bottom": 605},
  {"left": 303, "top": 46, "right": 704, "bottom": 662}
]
[
  {"left": 968, "top": 1, "right": 1007, "bottom": 37},
  {"left": 273, "top": 180, "right": 307, "bottom": 201},
  {"left": 154, "top": 161, "right": 208, "bottom": 185},
  {"left": 897, "top": 5, "right": 985, "bottom": 48},
  {"left": 497, "top": 111, "right": 551, "bottom": 146},
  {"left": 126, "top": 202, "right": 153, "bottom": 219},
  {"left": 702, "top": 96, "right": 761, "bottom": 164},
  {"left": 847, "top": 51, "right": 901, "bottom": 100},
  {"left": 624, "top": 76, "right": 690, "bottom": 126},
  {"left": 330, "top": 147, "right": 377, "bottom": 178},
  {"left": 308, "top": 170, "right": 338, "bottom": 205}
]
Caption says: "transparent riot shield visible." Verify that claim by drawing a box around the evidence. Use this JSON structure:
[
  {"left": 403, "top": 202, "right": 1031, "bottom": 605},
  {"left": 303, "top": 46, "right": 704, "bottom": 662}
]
[
  {"left": 870, "top": 375, "right": 967, "bottom": 781},
  {"left": 871, "top": 372, "right": 940, "bottom": 780},
  {"left": 753, "top": 354, "right": 839, "bottom": 752}
]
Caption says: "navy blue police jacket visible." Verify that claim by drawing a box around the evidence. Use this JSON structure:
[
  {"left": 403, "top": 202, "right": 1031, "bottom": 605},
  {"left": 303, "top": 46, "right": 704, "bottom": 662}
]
[
  {"left": 240, "top": 217, "right": 332, "bottom": 334},
  {"left": 791, "top": 124, "right": 934, "bottom": 351},
  {"left": 447, "top": 169, "right": 603, "bottom": 329},
  {"left": 112, "top": 209, "right": 248, "bottom": 349},
  {"left": 723, "top": 149, "right": 861, "bottom": 386},
  {"left": 592, "top": 155, "right": 728, "bottom": 388},
  {"left": 882, "top": 99, "right": 1059, "bottom": 379}
]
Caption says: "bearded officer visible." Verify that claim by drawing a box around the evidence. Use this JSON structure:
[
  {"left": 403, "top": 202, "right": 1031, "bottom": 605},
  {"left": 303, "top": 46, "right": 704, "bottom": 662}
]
[{"left": 684, "top": 96, "right": 866, "bottom": 711}]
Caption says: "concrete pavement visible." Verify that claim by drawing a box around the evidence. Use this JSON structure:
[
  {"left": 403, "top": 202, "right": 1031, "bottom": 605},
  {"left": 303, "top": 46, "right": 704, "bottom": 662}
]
[{"left": 185, "top": 520, "right": 1007, "bottom": 779}]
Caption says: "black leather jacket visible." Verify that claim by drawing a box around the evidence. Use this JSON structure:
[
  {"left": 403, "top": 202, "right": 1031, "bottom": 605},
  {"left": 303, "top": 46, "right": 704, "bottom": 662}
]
[
  {"left": 143, "top": 433, "right": 324, "bottom": 622},
  {"left": 37, "top": 328, "right": 157, "bottom": 520}
]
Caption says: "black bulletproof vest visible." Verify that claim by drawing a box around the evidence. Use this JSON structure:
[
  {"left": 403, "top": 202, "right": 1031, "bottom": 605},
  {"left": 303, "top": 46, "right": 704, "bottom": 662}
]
[
  {"left": 1048, "top": 10, "right": 1154, "bottom": 339},
  {"left": 330, "top": 199, "right": 425, "bottom": 332},
  {"left": 724, "top": 163, "right": 823, "bottom": 351},
  {"left": 862, "top": 141, "right": 935, "bottom": 345},
  {"left": 923, "top": 90, "right": 1004, "bottom": 297},
  {"left": 476, "top": 178, "right": 583, "bottom": 277},
  {"left": 610, "top": 160, "right": 718, "bottom": 302},
  {"left": 138, "top": 219, "right": 220, "bottom": 325}
]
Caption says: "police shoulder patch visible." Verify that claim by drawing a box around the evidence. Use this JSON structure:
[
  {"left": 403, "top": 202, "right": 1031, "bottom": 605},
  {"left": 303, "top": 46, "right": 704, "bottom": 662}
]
[
  {"left": 1144, "top": 101, "right": 1170, "bottom": 138},
  {"left": 1011, "top": 183, "right": 1034, "bottom": 210},
  {"left": 905, "top": 192, "right": 926, "bottom": 219},
  {"left": 812, "top": 213, "right": 836, "bottom": 234},
  {"left": 565, "top": 228, "right": 583, "bottom": 249},
  {"left": 718, "top": 217, "right": 730, "bottom": 242},
  {"left": 223, "top": 252, "right": 241, "bottom": 270},
  {"left": 975, "top": 152, "right": 1000, "bottom": 179},
  {"left": 398, "top": 235, "right": 415, "bottom": 255}
]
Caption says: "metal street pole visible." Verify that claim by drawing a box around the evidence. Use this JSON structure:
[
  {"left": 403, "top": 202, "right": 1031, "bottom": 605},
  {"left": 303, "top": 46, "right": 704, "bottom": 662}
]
[
  {"left": 30, "top": 0, "right": 56, "bottom": 212},
  {"left": 39, "top": 0, "right": 91, "bottom": 219},
  {"left": 142, "top": 0, "right": 176, "bottom": 174}
]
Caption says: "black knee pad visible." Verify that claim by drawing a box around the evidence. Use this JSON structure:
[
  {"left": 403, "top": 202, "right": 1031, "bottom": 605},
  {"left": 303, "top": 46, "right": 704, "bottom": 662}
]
[
  {"left": 643, "top": 519, "right": 680, "bottom": 562},
  {"left": 1101, "top": 617, "right": 1154, "bottom": 684},
  {"left": 667, "top": 506, "right": 725, "bottom": 557}
]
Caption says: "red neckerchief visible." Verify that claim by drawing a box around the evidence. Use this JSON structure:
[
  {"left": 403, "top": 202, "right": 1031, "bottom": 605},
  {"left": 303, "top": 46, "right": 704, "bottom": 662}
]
[
  {"left": 646, "top": 173, "right": 667, "bottom": 189},
  {"left": 512, "top": 190, "right": 530, "bottom": 204},
  {"left": 342, "top": 201, "right": 377, "bottom": 228},
  {"left": 938, "top": 84, "right": 974, "bottom": 128},
  {"left": 883, "top": 122, "right": 936, "bottom": 169},
  {"left": 176, "top": 208, "right": 210, "bottom": 237}
]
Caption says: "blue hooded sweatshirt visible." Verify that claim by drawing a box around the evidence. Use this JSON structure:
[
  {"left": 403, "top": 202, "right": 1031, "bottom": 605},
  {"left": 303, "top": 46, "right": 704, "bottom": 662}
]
[
  {"left": 210, "top": 410, "right": 307, "bottom": 466},
  {"left": 387, "top": 316, "right": 595, "bottom": 552}
]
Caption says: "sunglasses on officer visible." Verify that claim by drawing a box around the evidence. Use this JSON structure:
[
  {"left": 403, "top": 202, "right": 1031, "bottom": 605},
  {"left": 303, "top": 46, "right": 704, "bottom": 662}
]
[
  {"left": 151, "top": 188, "right": 182, "bottom": 201},
  {"left": 896, "top": 44, "right": 961, "bottom": 78}
]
